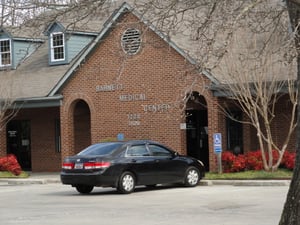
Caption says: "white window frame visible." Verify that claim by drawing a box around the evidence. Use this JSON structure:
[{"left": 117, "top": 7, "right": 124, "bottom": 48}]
[
  {"left": 50, "top": 32, "right": 65, "bottom": 62},
  {"left": 0, "top": 39, "right": 12, "bottom": 67}
]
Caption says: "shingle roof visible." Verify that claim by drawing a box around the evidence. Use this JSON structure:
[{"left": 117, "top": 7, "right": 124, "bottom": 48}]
[{"left": 0, "top": 0, "right": 296, "bottom": 102}]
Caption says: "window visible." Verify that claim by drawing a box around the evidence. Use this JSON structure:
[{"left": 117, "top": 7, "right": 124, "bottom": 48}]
[
  {"left": 78, "top": 143, "right": 123, "bottom": 156},
  {"left": 55, "top": 119, "right": 61, "bottom": 153},
  {"left": 50, "top": 32, "right": 65, "bottom": 61},
  {"left": 226, "top": 111, "right": 243, "bottom": 155},
  {"left": 0, "top": 39, "right": 11, "bottom": 66},
  {"left": 126, "top": 145, "right": 149, "bottom": 157},
  {"left": 121, "top": 28, "right": 141, "bottom": 55},
  {"left": 148, "top": 145, "right": 172, "bottom": 157}
]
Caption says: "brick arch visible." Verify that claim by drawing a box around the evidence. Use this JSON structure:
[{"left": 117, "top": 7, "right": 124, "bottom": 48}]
[
  {"left": 185, "top": 91, "right": 210, "bottom": 170},
  {"left": 60, "top": 93, "right": 96, "bottom": 159},
  {"left": 189, "top": 88, "right": 223, "bottom": 172},
  {"left": 63, "top": 93, "right": 96, "bottom": 117}
]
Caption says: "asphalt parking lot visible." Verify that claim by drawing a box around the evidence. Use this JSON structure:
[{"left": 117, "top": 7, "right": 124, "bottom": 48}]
[{"left": 0, "top": 180, "right": 288, "bottom": 225}]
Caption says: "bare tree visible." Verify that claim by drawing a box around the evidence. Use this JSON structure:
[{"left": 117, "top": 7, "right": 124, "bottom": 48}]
[
  {"left": 0, "top": 72, "right": 17, "bottom": 131},
  {"left": 0, "top": 0, "right": 299, "bottom": 222},
  {"left": 214, "top": 30, "right": 297, "bottom": 171},
  {"left": 0, "top": 0, "right": 297, "bottom": 166},
  {"left": 279, "top": 0, "right": 300, "bottom": 224}
]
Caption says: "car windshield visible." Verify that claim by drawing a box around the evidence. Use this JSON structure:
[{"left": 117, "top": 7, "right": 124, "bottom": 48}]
[{"left": 77, "top": 142, "right": 123, "bottom": 156}]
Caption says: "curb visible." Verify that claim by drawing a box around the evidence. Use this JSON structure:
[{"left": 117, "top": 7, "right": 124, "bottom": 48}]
[
  {"left": 200, "top": 179, "right": 290, "bottom": 186},
  {"left": 0, "top": 178, "right": 60, "bottom": 185},
  {"left": 0, "top": 177, "right": 291, "bottom": 186}
]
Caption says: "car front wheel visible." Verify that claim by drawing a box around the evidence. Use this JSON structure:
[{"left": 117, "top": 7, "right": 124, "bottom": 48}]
[
  {"left": 75, "top": 185, "right": 94, "bottom": 194},
  {"left": 117, "top": 171, "right": 135, "bottom": 194},
  {"left": 184, "top": 167, "right": 200, "bottom": 187}
]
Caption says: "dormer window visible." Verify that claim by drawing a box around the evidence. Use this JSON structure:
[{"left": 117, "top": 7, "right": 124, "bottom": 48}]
[
  {"left": 50, "top": 32, "right": 65, "bottom": 61},
  {"left": 0, "top": 39, "right": 11, "bottom": 66}
]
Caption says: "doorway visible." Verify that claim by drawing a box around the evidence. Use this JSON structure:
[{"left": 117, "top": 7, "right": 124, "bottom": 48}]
[
  {"left": 73, "top": 100, "right": 91, "bottom": 154},
  {"left": 186, "top": 93, "right": 209, "bottom": 171},
  {"left": 6, "top": 120, "right": 31, "bottom": 170}
]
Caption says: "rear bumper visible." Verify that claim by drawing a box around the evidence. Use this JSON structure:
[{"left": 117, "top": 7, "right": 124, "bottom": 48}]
[{"left": 60, "top": 171, "right": 116, "bottom": 187}]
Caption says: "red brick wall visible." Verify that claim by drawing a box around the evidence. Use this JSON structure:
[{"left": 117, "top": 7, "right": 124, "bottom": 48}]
[
  {"left": 2, "top": 11, "right": 292, "bottom": 173},
  {"left": 9, "top": 107, "right": 61, "bottom": 172},
  {"left": 60, "top": 13, "right": 217, "bottom": 170}
]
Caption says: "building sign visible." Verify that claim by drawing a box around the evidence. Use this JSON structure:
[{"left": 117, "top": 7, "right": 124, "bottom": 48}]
[
  {"left": 119, "top": 93, "right": 146, "bottom": 101},
  {"left": 96, "top": 84, "right": 123, "bottom": 92},
  {"left": 142, "top": 104, "right": 170, "bottom": 113},
  {"left": 96, "top": 83, "right": 172, "bottom": 127},
  {"left": 128, "top": 113, "right": 141, "bottom": 126}
]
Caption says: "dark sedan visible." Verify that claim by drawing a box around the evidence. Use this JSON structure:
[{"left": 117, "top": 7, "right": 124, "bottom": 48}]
[{"left": 61, "top": 140, "right": 205, "bottom": 194}]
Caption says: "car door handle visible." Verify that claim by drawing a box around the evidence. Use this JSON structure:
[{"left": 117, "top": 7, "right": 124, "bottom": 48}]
[
  {"left": 155, "top": 160, "right": 160, "bottom": 163},
  {"left": 131, "top": 159, "right": 137, "bottom": 163}
]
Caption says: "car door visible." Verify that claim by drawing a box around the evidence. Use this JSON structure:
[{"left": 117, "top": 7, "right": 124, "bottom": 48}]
[
  {"left": 125, "top": 144, "right": 157, "bottom": 185},
  {"left": 147, "top": 144, "right": 187, "bottom": 184}
]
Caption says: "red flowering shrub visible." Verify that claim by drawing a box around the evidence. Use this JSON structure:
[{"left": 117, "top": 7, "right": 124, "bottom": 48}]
[
  {"left": 282, "top": 151, "right": 296, "bottom": 170},
  {"left": 221, "top": 150, "right": 296, "bottom": 173},
  {"left": 221, "top": 151, "right": 245, "bottom": 173},
  {"left": 231, "top": 154, "right": 246, "bottom": 172},
  {"left": 0, "top": 154, "right": 22, "bottom": 175},
  {"left": 244, "top": 150, "right": 264, "bottom": 171},
  {"left": 221, "top": 151, "right": 235, "bottom": 172}
]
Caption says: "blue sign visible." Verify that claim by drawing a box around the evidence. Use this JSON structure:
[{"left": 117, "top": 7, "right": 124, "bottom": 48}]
[
  {"left": 213, "top": 133, "right": 222, "bottom": 153},
  {"left": 117, "top": 133, "right": 125, "bottom": 141}
]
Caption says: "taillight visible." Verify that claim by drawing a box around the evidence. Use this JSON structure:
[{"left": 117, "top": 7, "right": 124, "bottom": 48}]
[
  {"left": 84, "top": 162, "right": 111, "bottom": 169},
  {"left": 62, "top": 162, "right": 74, "bottom": 170}
]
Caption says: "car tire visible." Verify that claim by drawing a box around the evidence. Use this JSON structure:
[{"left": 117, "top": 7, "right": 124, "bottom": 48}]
[
  {"left": 75, "top": 185, "right": 94, "bottom": 194},
  {"left": 117, "top": 171, "right": 135, "bottom": 194},
  {"left": 184, "top": 167, "right": 200, "bottom": 187}
]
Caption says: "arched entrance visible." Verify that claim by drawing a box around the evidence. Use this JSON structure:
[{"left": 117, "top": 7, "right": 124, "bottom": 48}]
[
  {"left": 186, "top": 92, "right": 209, "bottom": 171},
  {"left": 73, "top": 100, "right": 91, "bottom": 154}
]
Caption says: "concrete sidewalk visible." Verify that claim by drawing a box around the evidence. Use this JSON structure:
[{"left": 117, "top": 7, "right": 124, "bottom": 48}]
[
  {"left": 0, "top": 172, "right": 291, "bottom": 186},
  {"left": 0, "top": 173, "right": 61, "bottom": 185}
]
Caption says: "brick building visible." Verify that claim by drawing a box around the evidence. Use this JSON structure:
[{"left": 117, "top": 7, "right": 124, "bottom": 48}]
[{"left": 0, "top": 2, "right": 296, "bottom": 172}]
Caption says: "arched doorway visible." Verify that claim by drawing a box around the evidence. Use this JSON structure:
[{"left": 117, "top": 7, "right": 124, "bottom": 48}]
[
  {"left": 186, "top": 92, "right": 209, "bottom": 171},
  {"left": 73, "top": 100, "right": 91, "bottom": 154}
]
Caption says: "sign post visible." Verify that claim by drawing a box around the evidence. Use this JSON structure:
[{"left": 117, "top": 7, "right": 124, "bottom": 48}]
[{"left": 213, "top": 133, "right": 223, "bottom": 174}]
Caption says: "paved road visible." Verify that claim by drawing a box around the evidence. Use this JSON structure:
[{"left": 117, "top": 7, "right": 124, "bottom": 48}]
[{"left": 0, "top": 183, "right": 288, "bottom": 225}]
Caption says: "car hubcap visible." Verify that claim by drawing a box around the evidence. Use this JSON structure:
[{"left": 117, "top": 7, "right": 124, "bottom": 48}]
[
  {"left": 187, "top": 170, "right": 199, "bottom": 185},
  {"left": 122, "top": 175, "right": 134, "bottom": 191}
]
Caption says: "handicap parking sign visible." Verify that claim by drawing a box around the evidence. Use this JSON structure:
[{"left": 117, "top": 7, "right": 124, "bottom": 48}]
[{"left": 213, "top": 133, "right": 222, "bottom": 153}]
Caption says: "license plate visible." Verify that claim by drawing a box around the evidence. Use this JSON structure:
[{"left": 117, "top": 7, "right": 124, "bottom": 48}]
[{"left": 74, "top": 163, "right": 83, "bottom": 169}]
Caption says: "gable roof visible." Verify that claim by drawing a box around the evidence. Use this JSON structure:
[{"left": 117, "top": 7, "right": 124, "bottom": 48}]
[
  {"left": 0, "top": 0, "right": 296, "bottom": 106},
  {"left": 48, "top": 2, "right": 218, "bottom": 96},
  {"left": 0, "top": 1, "right": 218, "bottom": 107}
]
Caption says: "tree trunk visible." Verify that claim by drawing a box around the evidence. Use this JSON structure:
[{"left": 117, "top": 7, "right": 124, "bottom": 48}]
[
  {"left": 279, "top": 1, "right": 300, "bottom": 223},
  {"left": 278, "top": 42, "right": 300, "bottom": 225},
  {"left": 279, "top": 148, "right": 300, "bottom": 224}
]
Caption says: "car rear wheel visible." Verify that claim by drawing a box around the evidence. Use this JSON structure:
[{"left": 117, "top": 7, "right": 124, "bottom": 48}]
[
  {"left": 75, "top": 185, "right": 94, "bottom": 194},
  {"left": 118, "top": 171, "right": 135, "bottom": 194},
  {"left": 184, "top": 167, "right": 200, "bottom": 187}
]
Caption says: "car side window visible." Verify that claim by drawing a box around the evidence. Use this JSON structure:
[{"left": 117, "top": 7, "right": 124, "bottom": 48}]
[
  {"left": 126, "top": 145, "right": 150, "bottom": 157},
  {"left": 148, "top": 145, "right": 172, "bottom": 157}
]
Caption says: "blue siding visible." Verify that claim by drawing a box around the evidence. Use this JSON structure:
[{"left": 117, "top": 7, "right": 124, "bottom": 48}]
[
  {"left": 47, "top": 23, "right": 64, "bottom": 34},
  {"left": 66, "top": 34, "right": 94, "bottom": 62},
  {"left": 0, "top": 33, "right": 10, "bottom": 39},
  {"left": 13, "top": 40, "right": 39, "bottom": 68}
]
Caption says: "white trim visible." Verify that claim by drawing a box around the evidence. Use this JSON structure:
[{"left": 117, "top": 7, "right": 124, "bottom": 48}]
[
  {"left": 0, "top": 38, "right": 12, "bottom": 67},
  {"left": 50, "top": 32, "right": 65, "bottom": 62}
]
